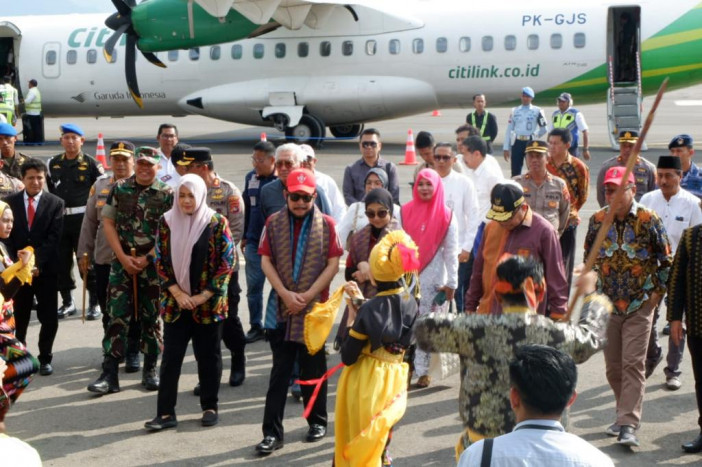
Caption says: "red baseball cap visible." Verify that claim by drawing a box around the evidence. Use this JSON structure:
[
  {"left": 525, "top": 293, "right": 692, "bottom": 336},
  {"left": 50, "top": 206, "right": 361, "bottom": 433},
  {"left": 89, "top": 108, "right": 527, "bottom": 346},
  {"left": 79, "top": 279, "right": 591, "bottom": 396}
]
[
  {"left": 286, "top": 168, "right": 316, "bottom": 194},
  {"left": 604, "top": 166, "right": 635, "bottom": 186}
]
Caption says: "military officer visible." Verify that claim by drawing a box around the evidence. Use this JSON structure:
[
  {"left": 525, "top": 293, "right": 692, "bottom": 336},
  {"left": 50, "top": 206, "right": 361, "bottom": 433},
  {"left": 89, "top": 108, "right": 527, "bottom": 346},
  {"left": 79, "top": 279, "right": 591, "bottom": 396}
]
[
  {"left": 503, "top": 86, "right": 548, "bottom": 177},
  {"left": 178, "top": 147, "right": 247, "bottom": 389},
  {"left": 669, "top": 134, "right": 702, "bottom": 199},
  {"left": 47, "top": 124, "right": 104, "bottom": 319},
  {"left": 87, "top": 147, "right": 173, "bottom": 395},
  {"left": 0, "top": 122, "right": 32, "bottom": 180}
]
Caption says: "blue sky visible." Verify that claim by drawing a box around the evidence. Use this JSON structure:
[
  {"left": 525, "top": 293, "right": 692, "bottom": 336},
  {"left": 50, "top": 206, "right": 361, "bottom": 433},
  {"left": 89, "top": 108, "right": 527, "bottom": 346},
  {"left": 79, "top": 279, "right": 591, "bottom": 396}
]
[{"left": 8, "top": 0, "right": 113, "bottom": 15}]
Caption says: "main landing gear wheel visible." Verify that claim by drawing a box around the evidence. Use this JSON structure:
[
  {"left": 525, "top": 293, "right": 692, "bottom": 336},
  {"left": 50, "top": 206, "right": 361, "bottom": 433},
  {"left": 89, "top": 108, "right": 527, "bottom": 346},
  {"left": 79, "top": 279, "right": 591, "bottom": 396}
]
[
  {"left": 329, "top": 124, "right": 364, "bottom": 139},
  {"left": 285, "top": 114, "right": 325, "bottom": 148}
]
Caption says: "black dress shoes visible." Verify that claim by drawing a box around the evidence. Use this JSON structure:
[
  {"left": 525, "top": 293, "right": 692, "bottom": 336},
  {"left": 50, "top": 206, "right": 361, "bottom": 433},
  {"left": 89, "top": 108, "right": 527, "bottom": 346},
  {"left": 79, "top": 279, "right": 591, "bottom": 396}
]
[
  {"left": 57, "top": 300, "right": 77, "bottom": 319},
  {"left": 39, "top": 363, "right": 53, "bottom": 376},
  {"left": 305, "top": 424, "right": 326, "bottom": 442},
  {"left": 144, "top": 415, "right": 178, "bottom": 431},
  {"left": 245, "top": 326, "right": 264, "bottom": 344},
  {"left": 682, "top": 433, "right": 702, "bottom": 453},
  {"left": 255, "top": 436, "right": 283, "bottom": 455},
  {"left": 86, "top": 304, "right": 102, "bottom": 321}
]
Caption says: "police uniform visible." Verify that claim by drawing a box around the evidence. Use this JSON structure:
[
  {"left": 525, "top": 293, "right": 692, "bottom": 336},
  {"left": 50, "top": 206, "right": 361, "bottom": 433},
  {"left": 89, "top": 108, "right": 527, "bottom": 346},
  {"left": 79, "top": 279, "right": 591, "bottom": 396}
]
[
  {"left": 513, "top": 141, "right": 571, "bottom": 236},
  {"left": 669, "top": 134, "right": 702, "bottom": 199},
  {"left": 503, "top": 87, "right": 547, "bottom": 177},
  {"left": 0, "top": 171, "right": 23, "bottom": 198},
  {"left": 47, "top": 124, "right": 104, "bottom": 317},
  {"left": 0, "top": 122, "right": 32, "bottom": 180},
  {"left": 551, "top": 93, "right": 589, "bottom": 157}
]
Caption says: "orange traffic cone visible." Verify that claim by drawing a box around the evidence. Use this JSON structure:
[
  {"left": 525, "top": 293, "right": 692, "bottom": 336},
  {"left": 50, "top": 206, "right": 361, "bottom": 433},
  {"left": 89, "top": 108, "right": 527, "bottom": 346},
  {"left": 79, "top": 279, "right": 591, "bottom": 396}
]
[
  {"left": 431, "top": 109, "right": 442, "bottom": 117},
  {"left": 260, "top": 132, "right": 267, "bottom": 142},
  {"left": 400, "top": 129, "right": 418, "bottom": 165},
  {"left": 95, "top": 133, "right": 110, "bottom": 170}
]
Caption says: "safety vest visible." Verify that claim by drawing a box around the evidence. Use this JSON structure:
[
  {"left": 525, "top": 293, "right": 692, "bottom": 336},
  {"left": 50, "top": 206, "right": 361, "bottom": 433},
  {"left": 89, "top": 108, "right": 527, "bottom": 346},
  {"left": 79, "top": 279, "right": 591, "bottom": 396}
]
[
  {"left": 552, "top": 108, "right": 578, "bottom": 130},
  {"left": 0, "top": 86, "right": 13, "bottom": 112},
  {"left": 25, "top": 88, "right": 42, "bottom": 113},
  {"left": 470, "top": 111, "right": 491, "bottom": 141}
]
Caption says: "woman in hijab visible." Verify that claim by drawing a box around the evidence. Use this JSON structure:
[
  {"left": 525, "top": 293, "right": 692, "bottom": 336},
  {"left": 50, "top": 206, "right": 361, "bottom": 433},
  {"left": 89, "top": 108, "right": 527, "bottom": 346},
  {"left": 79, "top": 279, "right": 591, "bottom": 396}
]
[
  {"left": 334, "top": 188, "right": 401, "bottom": 348},
  {"left": 337, "top": 168, "right": 402, "bottom": 249},
  {"left": 401, "top": 168, "right": 459, "bottom": 388},
  {"left": 0, "top": 200, "right": 38, "bottom": 428},
  {"left": 145, "top": 174, "right": 234, "bottom": 431},
  {"left": 335, "top": 230, "right": 420, "bottom": 467}
]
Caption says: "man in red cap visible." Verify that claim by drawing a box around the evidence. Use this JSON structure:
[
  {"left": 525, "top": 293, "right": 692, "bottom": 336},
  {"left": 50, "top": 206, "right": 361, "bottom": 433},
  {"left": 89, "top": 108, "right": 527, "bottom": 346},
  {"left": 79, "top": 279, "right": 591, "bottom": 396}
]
[
  {"left": 255, "top": 168, "right": 343, "bottom": 455},
  {"left": 585, "top": 166, "right": 673, "bottom": 448}
]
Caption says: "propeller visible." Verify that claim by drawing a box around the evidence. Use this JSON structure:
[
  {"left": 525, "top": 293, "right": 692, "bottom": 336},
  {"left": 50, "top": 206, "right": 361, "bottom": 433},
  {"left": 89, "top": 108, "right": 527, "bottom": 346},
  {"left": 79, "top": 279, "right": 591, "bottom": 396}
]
[{"left": 104, "top": 0, "right": 166, "bottom": 108}]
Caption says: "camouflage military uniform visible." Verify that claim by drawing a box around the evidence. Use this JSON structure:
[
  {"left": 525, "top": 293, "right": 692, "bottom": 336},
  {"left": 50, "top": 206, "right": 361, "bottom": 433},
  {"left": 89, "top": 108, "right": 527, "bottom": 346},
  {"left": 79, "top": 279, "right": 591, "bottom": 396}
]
[
  {"left": 101, "top": 175, "right": 173, "bottom": 358},
  {"left": 0, "top": 171, "right": 23, "bottom": 197},
  {"left": 1, "top": 152, "right": 31, "bottom": 180}
]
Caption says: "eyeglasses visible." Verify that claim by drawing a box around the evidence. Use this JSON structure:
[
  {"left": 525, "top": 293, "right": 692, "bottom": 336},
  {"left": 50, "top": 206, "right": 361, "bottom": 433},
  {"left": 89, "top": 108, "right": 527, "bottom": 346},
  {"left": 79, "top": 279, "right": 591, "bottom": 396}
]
[
  {"left": 159, "top": 134, "right": 177, "bottom": 139},
  {"left": 288, "top": 193, "right": 314, "bottom": 203},
  {"left": 365, "top": 209, "right": 388, "bottom": 219},
  {"left": 251, "top": 156, "right": 268, "bottom": 164},
  {"left": 361, "top": 141, "right": 378, "bottom": 148},
  {"left": 275, "top": 160, "right": 295, "bottom": 168},
  {"left": 434, "top": 155, "right": 453, "bottom": 162}
]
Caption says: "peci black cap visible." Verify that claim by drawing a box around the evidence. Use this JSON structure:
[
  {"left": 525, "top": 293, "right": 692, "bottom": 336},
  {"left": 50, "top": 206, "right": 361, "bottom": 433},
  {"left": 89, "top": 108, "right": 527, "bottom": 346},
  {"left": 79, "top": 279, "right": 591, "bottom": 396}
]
[
  {"left": 486, "top": 182, "right": 525, "bottom": 222},
  {"left": 657, "top": 155, "right": 682, "bottom": 171}
]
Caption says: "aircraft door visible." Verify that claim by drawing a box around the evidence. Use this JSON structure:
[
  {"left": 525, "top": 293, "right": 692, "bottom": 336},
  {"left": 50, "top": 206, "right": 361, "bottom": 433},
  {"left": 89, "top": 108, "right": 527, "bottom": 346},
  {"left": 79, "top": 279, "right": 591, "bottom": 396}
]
[
  {"left": 42, "top": 42, "right": 61, "bottom": 79},
  {"left": 608, "top": 6, "right": 641, "bottom": 83}
]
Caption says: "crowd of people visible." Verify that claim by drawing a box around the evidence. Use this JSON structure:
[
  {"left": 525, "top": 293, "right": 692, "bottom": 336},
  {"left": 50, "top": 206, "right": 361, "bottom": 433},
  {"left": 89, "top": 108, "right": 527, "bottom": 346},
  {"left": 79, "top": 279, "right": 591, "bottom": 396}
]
[{"left": 0, "top": 84, "right": 702, "bottom": 465}]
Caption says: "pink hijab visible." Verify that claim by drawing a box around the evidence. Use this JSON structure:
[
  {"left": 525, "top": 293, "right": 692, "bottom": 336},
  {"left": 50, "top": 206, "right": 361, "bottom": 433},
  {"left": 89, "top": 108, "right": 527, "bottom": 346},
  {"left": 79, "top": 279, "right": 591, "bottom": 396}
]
[
  {"left": 163, "top": 174, "right": 215, "bottom": 295},
  {"left": 401, "top": 168, "right": 452, "bottom": 271}
]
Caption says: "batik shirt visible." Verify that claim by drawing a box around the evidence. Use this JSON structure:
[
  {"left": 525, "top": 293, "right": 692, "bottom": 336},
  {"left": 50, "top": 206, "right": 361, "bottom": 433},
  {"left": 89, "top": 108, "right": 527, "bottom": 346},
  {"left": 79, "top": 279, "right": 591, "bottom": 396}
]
[{"left": 546, "top": 154, "right": 589, "bottom": 227}]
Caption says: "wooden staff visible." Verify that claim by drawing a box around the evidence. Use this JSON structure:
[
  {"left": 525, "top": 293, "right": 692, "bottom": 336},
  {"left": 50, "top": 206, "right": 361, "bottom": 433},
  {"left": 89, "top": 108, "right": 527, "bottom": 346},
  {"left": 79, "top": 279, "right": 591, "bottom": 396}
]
[
  {"left": 81, "top": 252, "right": 88, "bottom": 324},
  {"left": 131, "top": 247, "right": 138, "bottom": 321},
  {"left": 563, "top": 78, "right": 669, "bottom": 322}
]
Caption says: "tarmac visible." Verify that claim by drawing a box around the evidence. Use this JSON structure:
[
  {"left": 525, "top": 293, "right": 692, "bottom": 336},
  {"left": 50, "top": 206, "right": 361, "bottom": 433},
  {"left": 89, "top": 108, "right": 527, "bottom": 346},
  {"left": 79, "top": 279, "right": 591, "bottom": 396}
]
[{"left": 9, "top": 83, "right": 702, "bottom": 466}]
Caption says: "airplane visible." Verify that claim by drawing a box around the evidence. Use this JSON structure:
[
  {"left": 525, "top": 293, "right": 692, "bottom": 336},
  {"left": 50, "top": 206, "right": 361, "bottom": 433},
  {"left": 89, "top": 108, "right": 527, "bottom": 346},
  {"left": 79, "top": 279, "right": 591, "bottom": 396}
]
[{"left": 2, "top": 0, "right": 702, "bottom": 148}]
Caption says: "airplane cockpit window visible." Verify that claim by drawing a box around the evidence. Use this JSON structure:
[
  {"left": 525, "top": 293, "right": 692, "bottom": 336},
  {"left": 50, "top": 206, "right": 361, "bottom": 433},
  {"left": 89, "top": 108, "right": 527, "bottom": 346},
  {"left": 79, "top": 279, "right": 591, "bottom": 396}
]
[
  {"left": 275, "top": 43, "right": 286, "bottom": 58},
  {"left": 527, "top": 34, "right": 539, "bottom": 50},
  {"left": 550, "top": 33, "right": 563, "bottom": 49},
  {"left": 210, "top": 46, "right": 221, "bottom": 60},
  {"left": 365, "top": 40, "right": 377, "bottom": 56},
  {"left": 342, "top": 41, "right": 353, "bottom": 56},
  {"left": 436, "top": 37, "right": 448, "bottom": 53},
  {"left": 459, "top": 37, "right": 471, "bottom": 52},
  {"left": 87, "top": 49, "right": 97, "bottom": 64},
  {"left": 189, "top": 48, "right": 200, "bottom": 61},
  {"left": 320, "top": 41, "right": 331, "bottom": 57},
  {"left": 574, "top": 33, "right": 586, "bottom": 48},
  {"left": 504, "top": 35, "right": 516, "bottom": 51},
  {"left": 231, "top": 45, "right": 242, "bottom": 60},
  {"left": 482, "top": 36, "right": 493, "bottom": 52},
  {"left": 298, "top": 42, "right": 309, "bottom": 58},
  {"left": 389, "top": 39, "right": 400, "bottom": 55},
  {"left": 67, "top": 50, "right": 77, "bottom": 65},
  {"left": 412, "top": 38, "right": 424, "bottom": 54},
  {"left": 46, "top": 50, "right": 57, "bottom": 66},
  {"left": 168, "top": 50, "right": 179, "bottom": 62},
  {"left": 253, "top": 44, "right": 264, "bottom": 59}
]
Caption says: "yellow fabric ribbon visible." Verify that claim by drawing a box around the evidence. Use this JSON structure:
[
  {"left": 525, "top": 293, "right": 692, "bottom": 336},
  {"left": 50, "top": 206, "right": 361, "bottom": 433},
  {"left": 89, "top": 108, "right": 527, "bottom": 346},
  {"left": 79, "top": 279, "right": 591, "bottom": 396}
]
[
  {"left": 1, "top": 247, "right": 34, "bottom": 286},
  {"left": 304, "top": 285, "right": 345, "bottom": 355}
]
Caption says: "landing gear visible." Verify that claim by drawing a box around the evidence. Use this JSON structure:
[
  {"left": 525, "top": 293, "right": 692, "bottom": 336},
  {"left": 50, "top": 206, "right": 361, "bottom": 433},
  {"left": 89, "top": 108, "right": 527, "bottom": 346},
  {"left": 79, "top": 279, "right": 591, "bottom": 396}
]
[
  {"left": 329, "top": 124, "right": 364, "bottom": 139},
  {"left": 285, "top": 114, "right": 325, "bottom": 148}
]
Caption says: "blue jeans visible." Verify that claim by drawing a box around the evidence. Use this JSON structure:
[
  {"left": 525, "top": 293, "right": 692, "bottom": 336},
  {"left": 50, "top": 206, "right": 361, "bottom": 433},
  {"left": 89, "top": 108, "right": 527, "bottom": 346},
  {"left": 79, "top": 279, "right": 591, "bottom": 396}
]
[{"left": 244, "top": 242, "right": 265, "bottom": 329}]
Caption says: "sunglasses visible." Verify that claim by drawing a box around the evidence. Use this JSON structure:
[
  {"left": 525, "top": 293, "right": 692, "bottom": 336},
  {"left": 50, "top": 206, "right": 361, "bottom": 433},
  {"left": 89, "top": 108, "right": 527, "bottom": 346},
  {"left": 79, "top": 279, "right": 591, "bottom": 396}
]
[
  {"left": 361, "top": 141, "right": 378, "bottom": 148},
  {"left": 434, "top": 155, "right": 453, "bottom": 162},
  {"left": 275, "top": 160, "right": 295, "bottom": 168},
  {"left": 365, "top": 209, "right": 389, "bottom": 219},
  {"left": 288, "top": 193, "right": 314, "bottom": 203}
]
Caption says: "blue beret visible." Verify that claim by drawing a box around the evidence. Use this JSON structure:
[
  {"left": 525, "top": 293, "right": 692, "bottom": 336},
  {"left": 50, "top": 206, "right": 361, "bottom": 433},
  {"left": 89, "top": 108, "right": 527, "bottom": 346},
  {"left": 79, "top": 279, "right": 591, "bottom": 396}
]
[
  {"left": 0, "top": 123, "right": 17, "bottom": 137},
  {"left": 60, "top": 123, "right": 84, "bottom": 136},
  {"left": 522, "top": 87, "right": 535, "bottom": 98},
  {"left": 669, "top": 134, "right": 693, "bottom": 149}
]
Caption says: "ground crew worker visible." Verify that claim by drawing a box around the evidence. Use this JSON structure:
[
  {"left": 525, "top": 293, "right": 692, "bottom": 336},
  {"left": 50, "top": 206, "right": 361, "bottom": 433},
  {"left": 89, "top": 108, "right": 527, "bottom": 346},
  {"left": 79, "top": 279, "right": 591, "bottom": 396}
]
[
  {"left": 47, "top": 123, "right": 104, "bottom": 320},
  {"left": 550, "top": 92, "right": 590, "bottom": 160},
  {"left": 22, "top": 79, "right": 43, "bottom": 144},
  {"left": 0, "top": 77, "right": 18, "bottom": 125},
  {"left": 503, "top": 87, "right": 548, "bottom": 177},
  {"left": 87, "top": 147, "right": 173, "bottom": 395},
  {"left": 465, "top": 94, "right": 498, "bottom": 154},
  {"left": 0, "top": 122, "right": 32, "bottom": 179}
]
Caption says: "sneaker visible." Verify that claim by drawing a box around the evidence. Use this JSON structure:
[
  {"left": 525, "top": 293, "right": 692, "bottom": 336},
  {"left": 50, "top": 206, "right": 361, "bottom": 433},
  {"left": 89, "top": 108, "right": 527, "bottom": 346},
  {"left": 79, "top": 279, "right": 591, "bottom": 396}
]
[
  {"left": 605, "top": 423, "right": 621, "bottom": 437},
  {"left": 617, "top": 425, "right": 640, "bottom": 447},
  {"left": 666, "top": 376, "right": 682, "bottom": 390}
]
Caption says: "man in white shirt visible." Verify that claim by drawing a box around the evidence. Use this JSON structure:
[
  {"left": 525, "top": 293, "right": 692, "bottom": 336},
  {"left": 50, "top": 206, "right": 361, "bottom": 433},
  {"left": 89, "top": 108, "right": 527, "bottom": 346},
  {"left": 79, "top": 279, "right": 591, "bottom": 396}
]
[
  {"left": 459, "top": 344, "right": 613, "bottom": 467},
  {"left": 640, "top": 155, "right": 702, "bottom": 390},
  {"left": 461, "top": 135, "right": 504, "bottom": 221},
  {"left": 300, "top": 144, "right": 347, "bottom": 223},
  {"left": 433, "top": 142, "right": 480, "bottom": 312},
  {"left": 155, "top": 123, "right": 181, "bottom": 188}
]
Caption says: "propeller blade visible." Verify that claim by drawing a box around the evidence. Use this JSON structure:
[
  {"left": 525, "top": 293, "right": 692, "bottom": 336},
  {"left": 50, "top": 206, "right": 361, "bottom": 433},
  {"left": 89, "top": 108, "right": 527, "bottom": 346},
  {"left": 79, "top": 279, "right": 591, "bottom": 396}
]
[
  {"left": 141, "top": 51, "right": 166, "bottom": 68},
  {"left": 103, "top": 23, "right": 129, "bottom": 62},
  {"left": 111, "top": 0, "right": 132, "bottom": 17},
  {"left": 125, "top": 34, "right": 143, "bottom": 108}
]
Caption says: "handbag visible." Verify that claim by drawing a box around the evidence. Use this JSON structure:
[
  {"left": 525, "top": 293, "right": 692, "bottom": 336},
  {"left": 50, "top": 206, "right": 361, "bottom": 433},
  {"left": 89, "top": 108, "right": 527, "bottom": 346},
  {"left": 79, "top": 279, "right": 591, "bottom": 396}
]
[{"left": 428, "top": 291, "right": 461, "bottom": 381}]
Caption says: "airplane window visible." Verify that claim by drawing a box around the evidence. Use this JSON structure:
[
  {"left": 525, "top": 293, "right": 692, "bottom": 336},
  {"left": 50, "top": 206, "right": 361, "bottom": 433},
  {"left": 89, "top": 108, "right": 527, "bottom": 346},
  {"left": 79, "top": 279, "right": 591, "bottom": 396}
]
[
  {"left": 231, "top": 45, "right": 243, "bottom": 60},
  {"left": 275, "top": 43, "right": 286, "bottom": 58},
  {"left": 366, "top": 40, "right": 377, "bottom": 56},
  {"left": 504, "top": 35, "right": 516, "bottom": 51},
  {"left": 210, "top": 46, "right": 221, "bottom": 60},
  {"left": 436, "top": 37, "right": 448, "bottom": 53},
  {"left": 413, "top": 38, "right": 424, "bottom": 54},
  {"left": 67, "top": 50, "right": 77, "bottom": 65},
  {"left": 87, "top": 49, "right": 97, "bottom": 64},
  {"left": 168, "top": 50, "right": 179, "bottom": 62},
  {"left": 46, "top": 50, "right": 57, "bottom": 66},
  {"left": 298, "top": 42, "right": 309, "bottom": 58},
  {"left": 482, "top": 36, "right": 493, "bottom": 52},
  {"left": 550, "top": 33, "right": 562, "bottom": 49},
  {"left": 459, "top": 37, "right": 471, "bottom": 52},
  {"left": 253, "top": 43, "right": 264, "bottom": 59},
  {"left": 527, "top": 34, "right": 539, "bottom": 50},
  {"left": 320, "top": 41, "right": 331, "bottom": 57},
  {"left": 389, "top": 39, "right": 400, "bottom": 55},
  {"left": 342, "top": 40, "right": 353, "bottom": 56},
  {"left": 189, "top": 48, "right": 200, "bottom": 61},
  {"left": 574, "top": 32, "right": 586, "bottom": 48}
]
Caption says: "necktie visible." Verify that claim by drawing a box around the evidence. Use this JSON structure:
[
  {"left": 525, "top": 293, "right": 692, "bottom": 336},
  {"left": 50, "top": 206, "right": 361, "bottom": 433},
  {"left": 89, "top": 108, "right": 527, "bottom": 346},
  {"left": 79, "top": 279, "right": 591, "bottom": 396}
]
[{"left": 27, "top": 196, "right": 35, "bottom": 228}]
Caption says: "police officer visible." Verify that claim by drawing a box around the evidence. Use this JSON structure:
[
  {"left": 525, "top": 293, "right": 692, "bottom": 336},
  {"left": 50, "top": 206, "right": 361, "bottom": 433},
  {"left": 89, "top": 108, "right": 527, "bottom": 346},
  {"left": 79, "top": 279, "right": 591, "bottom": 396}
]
[
  {"left": 88, "top": 147, "right": 173, "bottom": 395},
  {"left": 550, "top": 92, "right": 590, "bottom": 160},
  {"left": 465, "top": 93, "right": 498, "bottom": 154},
  {"left": 77, "top": 141, "right": 142, "bottom": 373},
  {"left": 178, "top": 147, "right": 247, "bottom": 389},
  {"left": 0, "top": 122, "right": 32, "bottom": 179},
  {"left": 669, "top": 134, "right": 702, "bottom": 199},
  {"left": 47, "top": 123, "right": 104, "bottom": 319},
  {"left": 503, "top": 86, "right": 548, "bottom": 177}
]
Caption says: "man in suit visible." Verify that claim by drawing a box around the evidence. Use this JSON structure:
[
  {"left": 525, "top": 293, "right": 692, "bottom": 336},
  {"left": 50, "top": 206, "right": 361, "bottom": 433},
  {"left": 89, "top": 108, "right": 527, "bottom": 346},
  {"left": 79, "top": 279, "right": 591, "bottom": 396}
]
[{"left": 2, "top": 158, "right": 64, "bottom": 375}]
